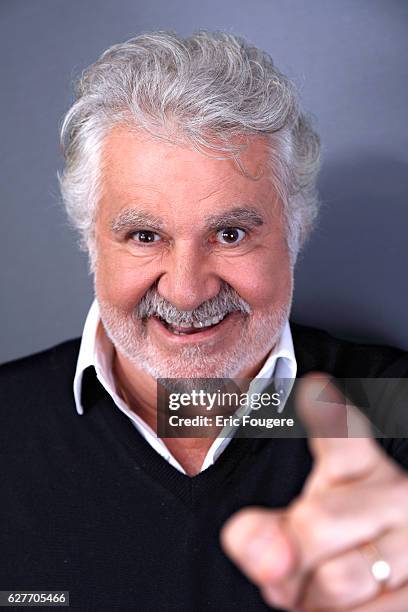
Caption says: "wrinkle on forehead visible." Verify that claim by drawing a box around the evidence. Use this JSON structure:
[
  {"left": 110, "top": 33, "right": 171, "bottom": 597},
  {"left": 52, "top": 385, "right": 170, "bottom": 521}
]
[{"left": 98, "top": 124, "right": 279, "bottom": 228}]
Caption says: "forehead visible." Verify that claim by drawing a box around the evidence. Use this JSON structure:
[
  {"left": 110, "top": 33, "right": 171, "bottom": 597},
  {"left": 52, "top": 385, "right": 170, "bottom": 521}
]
[{"left": 98, "top": 125, "right": 279, "bottom": 224}]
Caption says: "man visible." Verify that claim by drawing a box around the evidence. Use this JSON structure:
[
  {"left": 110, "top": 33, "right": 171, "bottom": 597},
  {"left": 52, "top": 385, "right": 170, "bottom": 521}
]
[{"left": 1, "top": 31, "right": 408, "bottom": 611}]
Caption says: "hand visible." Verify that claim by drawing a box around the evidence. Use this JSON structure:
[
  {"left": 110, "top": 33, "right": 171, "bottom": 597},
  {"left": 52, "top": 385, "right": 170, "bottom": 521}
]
[{"left": 220, "top": 373, "right": 408, "bottom": 611}]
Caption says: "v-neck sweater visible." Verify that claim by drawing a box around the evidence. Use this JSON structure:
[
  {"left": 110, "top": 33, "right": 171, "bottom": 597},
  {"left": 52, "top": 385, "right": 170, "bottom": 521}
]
[{"left": 1, "top": 322, "right": 408, "bottom": 611}]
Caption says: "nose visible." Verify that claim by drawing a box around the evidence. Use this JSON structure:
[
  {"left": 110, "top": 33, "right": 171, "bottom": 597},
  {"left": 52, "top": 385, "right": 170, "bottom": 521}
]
[{"left": 156, "top": 240, "right": 221, "bottom": 311}]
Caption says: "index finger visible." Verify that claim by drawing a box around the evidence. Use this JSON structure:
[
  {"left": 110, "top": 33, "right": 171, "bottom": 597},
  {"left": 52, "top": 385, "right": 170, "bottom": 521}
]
[{"left": 295, "top": 373, "right": 384, "bottom": 485}]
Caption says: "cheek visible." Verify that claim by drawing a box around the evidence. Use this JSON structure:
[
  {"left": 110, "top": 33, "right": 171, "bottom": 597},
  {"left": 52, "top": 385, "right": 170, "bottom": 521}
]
[
  {"left": 94, "top": 255, "right": 156, "bottom": 311},
  {"left": 222, "top": 247, "right": 292, "bottom": 310}
]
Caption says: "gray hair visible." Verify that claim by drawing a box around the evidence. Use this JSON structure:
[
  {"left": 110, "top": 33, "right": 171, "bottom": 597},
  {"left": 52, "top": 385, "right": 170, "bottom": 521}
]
[{"left": 59, "top": 30, "right": 320, "bottom": 269}]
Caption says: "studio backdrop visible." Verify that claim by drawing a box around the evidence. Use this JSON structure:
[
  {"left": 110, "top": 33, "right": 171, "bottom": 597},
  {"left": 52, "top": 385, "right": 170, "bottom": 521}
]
[{"left": 1, "top": 0, "right": 407, "bottom": 363}]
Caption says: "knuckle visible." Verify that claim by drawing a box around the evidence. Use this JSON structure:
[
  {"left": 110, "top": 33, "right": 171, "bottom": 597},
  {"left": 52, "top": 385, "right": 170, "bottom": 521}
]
[
  {"left": 310, "top": 559, "right": 352, "bottom": 603},
  {"left": 290, "top": 498, "right": 332, "bottom": 546},
  {"left": 389, "top": 479, "right": 408, "bottom": 520}
]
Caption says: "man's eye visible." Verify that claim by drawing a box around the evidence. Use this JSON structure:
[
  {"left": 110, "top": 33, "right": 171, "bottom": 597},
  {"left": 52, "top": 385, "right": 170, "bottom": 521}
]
[
  {"left": 131, "top": 230, "right": 161, "bottom": 244},
  {"left": 216, "top": 227, "right": 247, "bottom": 245}
]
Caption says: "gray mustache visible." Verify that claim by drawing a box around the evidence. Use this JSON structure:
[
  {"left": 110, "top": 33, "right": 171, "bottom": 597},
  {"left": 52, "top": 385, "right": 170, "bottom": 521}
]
[{"left": 135, "top": 282, "right": 251, "bottom": 324}]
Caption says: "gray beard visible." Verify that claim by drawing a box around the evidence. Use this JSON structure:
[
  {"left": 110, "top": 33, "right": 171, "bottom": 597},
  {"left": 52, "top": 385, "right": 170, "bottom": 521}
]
[{"left": 97, "top": 299, "right": 291, "bottom": 384}]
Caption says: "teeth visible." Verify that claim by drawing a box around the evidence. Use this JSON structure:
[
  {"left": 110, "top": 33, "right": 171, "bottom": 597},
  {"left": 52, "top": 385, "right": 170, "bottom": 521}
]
[
  {"left": 192, "top": 321, "right": 204, "bottom": 329},
  {"left": 192, "top": 313, "right": 227, "bottom": 328},
  {"left": 159, "top": 312, "right": 229, "bottom": 330}
]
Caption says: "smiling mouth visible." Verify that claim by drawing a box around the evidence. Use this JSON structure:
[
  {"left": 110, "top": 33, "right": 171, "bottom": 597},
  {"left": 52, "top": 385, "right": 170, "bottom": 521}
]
[{"left": 153, "top": 313, "right": 230, "bottom": 335}]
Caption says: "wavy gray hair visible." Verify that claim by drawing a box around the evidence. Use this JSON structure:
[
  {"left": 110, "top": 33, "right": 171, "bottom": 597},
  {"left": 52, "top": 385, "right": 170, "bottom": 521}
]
[{"left": 59, "top": 30, "right": 320, "bottom": 270}]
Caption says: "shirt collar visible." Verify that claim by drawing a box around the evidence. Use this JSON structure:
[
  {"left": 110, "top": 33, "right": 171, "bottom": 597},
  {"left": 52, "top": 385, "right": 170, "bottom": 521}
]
[
  {"left": 74, "top": 299, "right": 297, "bottom": 415},
  {"left": 73, "top": 299, "right": 108, "bottom": 415}
]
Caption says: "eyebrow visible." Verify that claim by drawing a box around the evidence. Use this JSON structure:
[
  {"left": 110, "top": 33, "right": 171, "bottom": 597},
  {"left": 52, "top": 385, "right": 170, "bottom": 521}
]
[
  {"left": 204, "top": 207, "right": 264, "bottom": 230},
  {"left": 111, "top": 206, "right": 264, "bottom": 234},
  {"left": 111, "top": 209, "right": 166, "bottom": 233}
]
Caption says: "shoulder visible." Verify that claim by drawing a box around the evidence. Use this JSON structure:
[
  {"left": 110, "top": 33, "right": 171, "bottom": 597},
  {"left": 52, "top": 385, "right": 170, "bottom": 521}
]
[
  {"left": 0, "top": 338, "right": 81, "bottom": 403},
  {"left": 0, "top": 339, "right": 83, "bottom": 453},
  {"left": 290, "top": 321, "right": 408, "bottom": 378}
]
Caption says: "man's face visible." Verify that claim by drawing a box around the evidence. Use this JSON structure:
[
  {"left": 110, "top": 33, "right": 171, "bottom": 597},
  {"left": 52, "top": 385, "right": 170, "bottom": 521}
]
[{"left": 94, "top": 126, "right": 293, "bottom": 381}]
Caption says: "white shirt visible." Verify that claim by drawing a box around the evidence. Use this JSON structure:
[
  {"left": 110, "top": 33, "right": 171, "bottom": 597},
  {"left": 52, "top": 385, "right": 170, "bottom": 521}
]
[{"left": 74, "top": 300, "right": 297, "bottom": 474}]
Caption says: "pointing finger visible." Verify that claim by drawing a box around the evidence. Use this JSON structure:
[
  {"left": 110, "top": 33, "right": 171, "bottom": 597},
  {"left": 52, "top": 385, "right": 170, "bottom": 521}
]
[{"left": 295, "top": 373, "right": 384, "bottom": 485}]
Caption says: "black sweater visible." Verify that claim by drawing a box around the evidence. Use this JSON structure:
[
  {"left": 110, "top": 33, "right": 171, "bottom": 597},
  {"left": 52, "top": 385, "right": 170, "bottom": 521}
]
[{"left": 1, "top": 322, "right": 408, "bottom": 612}]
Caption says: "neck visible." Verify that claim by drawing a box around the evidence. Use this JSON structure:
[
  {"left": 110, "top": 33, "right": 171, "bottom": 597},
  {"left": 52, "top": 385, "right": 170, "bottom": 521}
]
[{"left": 112, "top": 349, "right": 272, "bottom": 476}]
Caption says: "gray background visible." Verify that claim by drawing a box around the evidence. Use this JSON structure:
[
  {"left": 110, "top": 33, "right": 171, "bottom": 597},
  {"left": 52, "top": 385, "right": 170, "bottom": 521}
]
[{"left": 1, "top": 0, "right": 407, "bottom": 364}]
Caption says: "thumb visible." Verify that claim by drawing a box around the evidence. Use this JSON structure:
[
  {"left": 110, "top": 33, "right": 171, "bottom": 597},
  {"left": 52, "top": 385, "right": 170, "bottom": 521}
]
[{"left": 295, "top": 372, "right": 382, "bottom": 484}]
